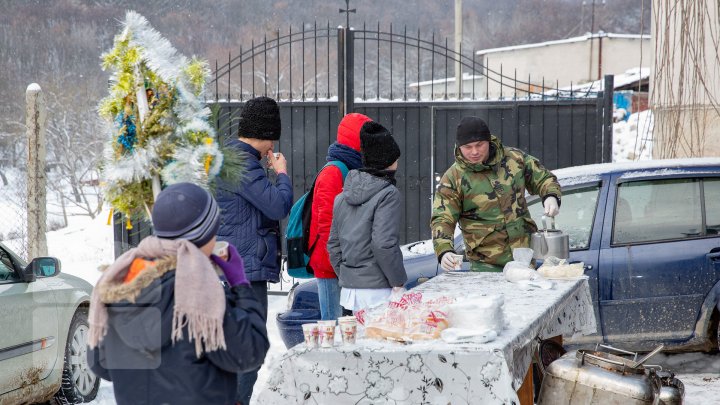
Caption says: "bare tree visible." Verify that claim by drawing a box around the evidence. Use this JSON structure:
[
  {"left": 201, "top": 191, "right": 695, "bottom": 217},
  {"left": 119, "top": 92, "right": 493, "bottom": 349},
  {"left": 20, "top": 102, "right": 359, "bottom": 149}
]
[{"left": 43, "top": 83, "right": 105, "bottom": 221}]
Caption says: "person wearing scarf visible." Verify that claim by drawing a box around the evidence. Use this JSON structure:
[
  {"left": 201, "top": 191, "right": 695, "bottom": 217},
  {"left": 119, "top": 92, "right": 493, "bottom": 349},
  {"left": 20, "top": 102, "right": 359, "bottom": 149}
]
[
  {"left": 87, "top": 183, "right": 269, "bottom": 405},
  {"left": 309, "top": 113, "right": 371, "bottom": 321},
  {"left": 328, "top": 121, "right": 408, "bottom": 313}
]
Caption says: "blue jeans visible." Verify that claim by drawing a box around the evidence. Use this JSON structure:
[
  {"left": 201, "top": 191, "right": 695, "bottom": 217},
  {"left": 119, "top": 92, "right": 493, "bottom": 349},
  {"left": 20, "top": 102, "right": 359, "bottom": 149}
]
[
  {"left": 317, "top": 277, "right": 342, "bottom": 320},
  {"left": 237, "top": 281, "right": 268, "bottom": 404}
]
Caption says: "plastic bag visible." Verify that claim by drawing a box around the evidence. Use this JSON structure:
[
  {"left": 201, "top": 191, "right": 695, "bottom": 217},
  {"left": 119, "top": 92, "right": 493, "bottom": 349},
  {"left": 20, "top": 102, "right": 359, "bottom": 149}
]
[
  {"left": 537, "top": 261, "right": 585, "bottom": 279},
  {"left": 363, "top": 291, "right": 454, "bottom": 342},
  {"left": 503, "top": 247, "right": 553, "bottom": 288},
  {"left": 503, "top": 247, "right": 538, "bottom": 282},
  {"left": 441, "top": 328, "right": 498, "bottom": 344},
  {"left": 513, "top": 247, "right": 534, "bottom": 264}
]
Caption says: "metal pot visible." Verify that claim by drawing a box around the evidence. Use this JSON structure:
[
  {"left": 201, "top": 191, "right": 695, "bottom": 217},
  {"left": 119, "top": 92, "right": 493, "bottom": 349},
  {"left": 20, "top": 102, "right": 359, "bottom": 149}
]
[
  {"left": 656, "top": 371, "right": 685, "bottom": 405},
  {"left": 538, "top": 346, "right": 665, "bottom": 405},
  {"left": 530, "top": 216, "right": 569, "bottom": 260}
]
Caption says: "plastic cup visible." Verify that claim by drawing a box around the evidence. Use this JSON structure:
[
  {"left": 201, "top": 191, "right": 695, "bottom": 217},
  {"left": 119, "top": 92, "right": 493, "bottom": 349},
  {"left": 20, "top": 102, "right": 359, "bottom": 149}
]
[
  {"left": 301, "top": 323, "right": 319, "bottom": 349},
  {"left": 317, "top": 320, "right": 336, "bottom": 348},
  {"left": 213, "top": 241, "right": 229, "bottom": 260},
  {"left": 339, "top": 319, "right": 358, "bottom": 345},
  {"left": 338, "top": 315, "right": 356, "bottom": 325}
]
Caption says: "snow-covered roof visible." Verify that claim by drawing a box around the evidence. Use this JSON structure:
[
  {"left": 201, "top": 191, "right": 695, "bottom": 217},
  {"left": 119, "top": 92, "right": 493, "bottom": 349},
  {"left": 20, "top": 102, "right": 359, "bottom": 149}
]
[
  {"left": 476, "top": 32, "right": 650, "bottom": 56},
  {"left": 545, "top": 67, "right": 649, "bottom": 97},
  {"left": 409, "top": 73, "right": 483, "bottom": 88},
  {"left": 553, "top": 158, "right": 720, "bottom": 180}
]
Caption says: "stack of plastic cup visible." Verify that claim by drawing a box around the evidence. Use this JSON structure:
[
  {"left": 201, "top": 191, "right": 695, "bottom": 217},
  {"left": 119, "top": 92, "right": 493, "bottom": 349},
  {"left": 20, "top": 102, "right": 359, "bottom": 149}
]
[
  {"left": 317, "top": 320, "right": 336, "bottom": 348},
  {"left": 301, "top": 323, "right": 319, "bottom": 349},
  {"left": 338, "top": 316, "right": 358, "bottom": 345}
]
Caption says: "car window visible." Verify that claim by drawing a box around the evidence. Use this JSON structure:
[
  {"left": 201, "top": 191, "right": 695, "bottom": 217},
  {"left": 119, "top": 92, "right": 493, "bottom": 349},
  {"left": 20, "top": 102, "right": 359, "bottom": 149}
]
[
  {"left": 529, "top": 184, "right": 600, "bottom": 250},
  {"left": 0, "top": 247, "right": 20, "bottom": 283},
  {"left": 613, "top": 178, "right": 702, "bottom": 244},
  {"left": 704, "top": 178, "right": 720, "bottom": 235}
]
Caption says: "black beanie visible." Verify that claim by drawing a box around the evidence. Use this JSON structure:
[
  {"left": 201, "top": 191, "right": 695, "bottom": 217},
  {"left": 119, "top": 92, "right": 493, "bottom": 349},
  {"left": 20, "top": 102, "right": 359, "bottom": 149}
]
[
  {"left": 237, "top": 96, "right": 282, "bottom": 140},
  {"left": 360, "top": 121, "right": 401, "bottom": 170},
  {"left": 152, "top": 182, "right": 220, "bottom": 247},
  {"left": 456, "top": 116, "right": 491, "bottom": 146}
]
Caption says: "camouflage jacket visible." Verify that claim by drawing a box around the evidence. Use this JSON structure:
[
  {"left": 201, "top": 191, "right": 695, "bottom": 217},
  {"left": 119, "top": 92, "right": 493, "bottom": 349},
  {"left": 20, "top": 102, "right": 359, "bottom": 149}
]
[{"left": 431, "top": 136, "right": 561, "bottom": 267}]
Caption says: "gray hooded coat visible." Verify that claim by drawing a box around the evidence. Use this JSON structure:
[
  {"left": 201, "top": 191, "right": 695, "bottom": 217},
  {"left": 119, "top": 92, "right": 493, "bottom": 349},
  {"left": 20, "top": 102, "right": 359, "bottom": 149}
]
[{"left": 327, "top": 170, "right": 407, "bottom": 289}]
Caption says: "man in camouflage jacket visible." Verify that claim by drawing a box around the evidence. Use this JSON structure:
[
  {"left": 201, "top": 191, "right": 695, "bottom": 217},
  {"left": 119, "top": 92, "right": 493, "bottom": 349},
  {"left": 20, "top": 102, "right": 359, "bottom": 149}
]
[{"left": 431, "top": 116, "right": 561, "bottom": 272}]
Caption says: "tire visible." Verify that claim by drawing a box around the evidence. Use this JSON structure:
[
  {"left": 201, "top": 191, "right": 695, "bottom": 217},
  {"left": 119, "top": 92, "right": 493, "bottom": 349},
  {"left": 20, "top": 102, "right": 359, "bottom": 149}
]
[
  {"left": 713, "top": 309, "right": 720, "bottom": 352},
  {"left": 717, "top": 315, "right": 720, "bottom": 352},
  {"left": 533, "top": 339, "right": 567, "bottom": 402},
  {"left": 54, "top": 308, "right": 99, "bottom": 403}
]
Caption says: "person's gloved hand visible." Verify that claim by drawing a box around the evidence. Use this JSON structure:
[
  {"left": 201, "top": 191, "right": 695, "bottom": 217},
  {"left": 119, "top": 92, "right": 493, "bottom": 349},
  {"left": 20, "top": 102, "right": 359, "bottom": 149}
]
[
  {"left": 210, "top": 244, "right": 249, "bottom": 287},
  {"left": 543, "top": 196, "right": 560, "bottom": 217},
  {"left": 440, "top": 252, "right": 464, "bottom": 271}
]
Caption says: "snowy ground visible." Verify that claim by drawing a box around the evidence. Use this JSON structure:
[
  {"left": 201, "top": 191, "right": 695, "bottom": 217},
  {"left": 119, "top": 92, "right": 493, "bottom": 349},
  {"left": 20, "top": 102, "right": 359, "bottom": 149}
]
[{"left": 39, "top": 209, "right": 718, "bottom": 404}]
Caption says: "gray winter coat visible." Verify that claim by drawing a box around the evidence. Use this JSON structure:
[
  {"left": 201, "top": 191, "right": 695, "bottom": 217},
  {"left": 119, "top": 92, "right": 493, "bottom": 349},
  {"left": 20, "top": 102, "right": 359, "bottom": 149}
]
[{"left": 327, "top": 170, "right": 407, "bottom": 289}]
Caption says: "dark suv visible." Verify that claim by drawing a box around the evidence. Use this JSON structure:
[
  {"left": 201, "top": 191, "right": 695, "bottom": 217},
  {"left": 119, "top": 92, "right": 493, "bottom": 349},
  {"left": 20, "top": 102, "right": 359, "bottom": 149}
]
[{"left": 278, "top": 158, "right": 720, "bottom": 352}]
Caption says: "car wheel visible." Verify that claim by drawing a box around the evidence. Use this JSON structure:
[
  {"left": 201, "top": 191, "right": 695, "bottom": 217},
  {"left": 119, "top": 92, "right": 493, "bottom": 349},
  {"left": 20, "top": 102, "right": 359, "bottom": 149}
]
[
  {"left": 54, "top": 308, "right": 99, "bottom": 403},
  {"left": 715, "top": 310, "right": 720, "bottom": 352}
]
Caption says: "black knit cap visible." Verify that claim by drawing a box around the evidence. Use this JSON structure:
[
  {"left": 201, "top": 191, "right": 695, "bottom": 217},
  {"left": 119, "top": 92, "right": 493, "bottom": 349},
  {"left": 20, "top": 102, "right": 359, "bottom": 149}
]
[
  {"left": 237, "top": 96, "right": 282, "bottom": 140},
  {"left": 456, "top": 116, "right": 491, "bottom": 146},
  {"left": 151, "top": 182, "right": 220, "bottom": 247},
  {"left": 360, "top": 121, "right": 401, "bottom": 170}
]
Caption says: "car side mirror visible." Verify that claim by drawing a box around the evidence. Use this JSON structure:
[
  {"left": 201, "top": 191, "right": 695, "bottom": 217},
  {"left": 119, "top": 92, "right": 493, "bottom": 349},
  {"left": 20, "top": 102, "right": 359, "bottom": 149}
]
[{"left": 24, "top": 257, "right": 60, "bottom": 281}]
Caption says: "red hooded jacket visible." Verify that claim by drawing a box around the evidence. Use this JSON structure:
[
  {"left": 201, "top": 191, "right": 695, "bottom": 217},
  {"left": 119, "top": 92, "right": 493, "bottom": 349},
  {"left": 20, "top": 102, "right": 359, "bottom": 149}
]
[{"left": 308, "top": 113, "right": 371, "bottom": 278}]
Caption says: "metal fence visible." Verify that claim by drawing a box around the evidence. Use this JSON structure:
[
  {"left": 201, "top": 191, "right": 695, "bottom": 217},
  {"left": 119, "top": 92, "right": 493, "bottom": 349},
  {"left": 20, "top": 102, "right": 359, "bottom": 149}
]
[
  {"left": 116, "top": 22, "right": 613, "bottom": 260},
  {"left": 206, "top": 24, "right": 613, "bottom": 245},
  {"left": 0, "top": 168, "right": 28, "bottom": 258}
]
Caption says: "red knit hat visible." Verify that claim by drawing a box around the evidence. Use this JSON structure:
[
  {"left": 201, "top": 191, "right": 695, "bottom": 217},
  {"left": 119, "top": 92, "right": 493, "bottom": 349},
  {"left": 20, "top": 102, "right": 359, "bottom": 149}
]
[{"left": 337, "top": 113, "right": 371, "bottom": 152}]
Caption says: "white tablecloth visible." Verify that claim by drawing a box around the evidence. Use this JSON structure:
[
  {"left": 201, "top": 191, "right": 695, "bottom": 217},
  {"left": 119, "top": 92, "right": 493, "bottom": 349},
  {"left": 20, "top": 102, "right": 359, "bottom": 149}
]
[{"left": 258, "top": 272, "right": 596, "bottom": 404}]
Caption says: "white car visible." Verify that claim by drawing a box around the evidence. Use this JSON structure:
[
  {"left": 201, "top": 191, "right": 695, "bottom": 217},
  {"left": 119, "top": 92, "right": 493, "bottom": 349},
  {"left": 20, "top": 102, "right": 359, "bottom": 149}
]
[{"left": 0, "top": 242, "right": 99, "bottom": 403}]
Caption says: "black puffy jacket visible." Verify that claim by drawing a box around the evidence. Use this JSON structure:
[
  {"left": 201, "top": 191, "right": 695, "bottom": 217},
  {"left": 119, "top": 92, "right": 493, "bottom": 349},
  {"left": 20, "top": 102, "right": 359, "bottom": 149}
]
[{"left": 87, "top": 257, "right": 269, "bottom": 405}]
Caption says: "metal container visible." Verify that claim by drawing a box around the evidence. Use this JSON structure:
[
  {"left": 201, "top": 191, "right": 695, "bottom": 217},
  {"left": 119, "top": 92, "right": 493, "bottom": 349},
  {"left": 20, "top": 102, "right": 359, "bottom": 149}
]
[
  {"left": 657, "top": 371, "right": 684, "bottom": 405},
  {"left": 537, "top": 350, "right": 662, "bottom": 405},
  {"left": 530, "top": 216, "right": 569, "bottom": 260}
]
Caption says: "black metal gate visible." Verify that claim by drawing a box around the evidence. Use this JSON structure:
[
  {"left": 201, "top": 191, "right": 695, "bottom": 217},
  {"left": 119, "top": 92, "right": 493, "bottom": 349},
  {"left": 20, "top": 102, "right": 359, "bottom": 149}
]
[
  {"left": 115, "top": 22, "right": 614, "bottom": 256},
  {"left": 208, "top": 24, "right": 613, "bottom": 245}
]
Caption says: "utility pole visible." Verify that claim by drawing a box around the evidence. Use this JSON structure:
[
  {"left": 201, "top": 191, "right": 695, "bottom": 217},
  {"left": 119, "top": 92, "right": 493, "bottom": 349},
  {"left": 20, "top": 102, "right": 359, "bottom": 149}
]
[{"left": 454, "top": 0, "right": 463, "bottom": 99}]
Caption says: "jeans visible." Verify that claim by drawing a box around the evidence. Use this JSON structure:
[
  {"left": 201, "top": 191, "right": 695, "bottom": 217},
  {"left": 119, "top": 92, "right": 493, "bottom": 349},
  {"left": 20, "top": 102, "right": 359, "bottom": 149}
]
[
  {"left": 237, "top": 281, "right": 268, "bottom": 405},
  {"left": 317, "top": 277, "right": 342, "bottom": 320}
]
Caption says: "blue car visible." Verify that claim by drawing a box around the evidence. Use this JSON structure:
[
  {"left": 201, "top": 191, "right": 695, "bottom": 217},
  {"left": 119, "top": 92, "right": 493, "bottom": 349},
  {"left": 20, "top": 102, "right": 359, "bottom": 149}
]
[
  {"left": 278, "top": 158, "right": 720, "bottom": 352},
  {"left": 276, "top": 235, "right": 468, "bottom": 348}
]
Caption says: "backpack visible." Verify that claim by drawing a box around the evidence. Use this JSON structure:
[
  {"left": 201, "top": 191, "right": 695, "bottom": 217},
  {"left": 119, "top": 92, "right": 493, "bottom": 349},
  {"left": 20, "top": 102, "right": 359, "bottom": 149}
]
[{"left": 286, "top": 161, "right": 349, "bottom": 279}]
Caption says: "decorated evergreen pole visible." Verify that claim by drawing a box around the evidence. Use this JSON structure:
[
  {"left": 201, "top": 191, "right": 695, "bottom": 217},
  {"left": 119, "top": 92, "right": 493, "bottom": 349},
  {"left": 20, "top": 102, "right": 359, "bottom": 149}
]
[{"left": 98, "top": 11, "right": 244, "bottom": 227}]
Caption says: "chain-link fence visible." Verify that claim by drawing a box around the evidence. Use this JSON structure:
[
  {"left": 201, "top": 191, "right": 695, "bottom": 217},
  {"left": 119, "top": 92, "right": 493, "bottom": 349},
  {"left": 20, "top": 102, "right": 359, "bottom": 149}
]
[{"left": 0, "top": 168, "right": 28, "bottom": 259}]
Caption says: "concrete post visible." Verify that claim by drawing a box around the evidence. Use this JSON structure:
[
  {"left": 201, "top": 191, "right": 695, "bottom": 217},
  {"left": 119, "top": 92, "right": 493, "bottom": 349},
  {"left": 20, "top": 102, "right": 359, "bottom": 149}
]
[{"left": 26, "top": 83, "right": 48, "bottom": 258}]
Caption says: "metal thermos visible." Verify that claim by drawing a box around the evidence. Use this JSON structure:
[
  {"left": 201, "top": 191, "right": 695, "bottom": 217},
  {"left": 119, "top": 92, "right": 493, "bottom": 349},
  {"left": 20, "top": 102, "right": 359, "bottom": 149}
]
[
  {"left": 538, "top": 350, "right": 661, "bottom": 404},
  {"left": 530, "top": 215, "right": 570, "bottom": 260},
  {"left": 538, "top": 344, "right": 684, "bottom": 405}
]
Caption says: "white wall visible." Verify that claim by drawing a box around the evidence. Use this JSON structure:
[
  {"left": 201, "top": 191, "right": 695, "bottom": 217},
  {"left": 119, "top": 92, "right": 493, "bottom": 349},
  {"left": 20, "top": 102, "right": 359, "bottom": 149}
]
[
  {"left": 651, "top": 0, "right": 720, "bottom": 158},
  {"left": 479, "top": 34, "right": 651, "bottom": 99}
]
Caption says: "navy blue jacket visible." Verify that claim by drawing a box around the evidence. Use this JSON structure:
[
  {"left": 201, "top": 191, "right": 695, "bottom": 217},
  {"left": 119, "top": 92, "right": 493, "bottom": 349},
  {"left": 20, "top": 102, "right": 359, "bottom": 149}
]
[
  {"left": 87, "top": 268, "right": 270, "bottom": 405},
  {"left": 216, "top": 140, "right": 293, "bottom": 283}
]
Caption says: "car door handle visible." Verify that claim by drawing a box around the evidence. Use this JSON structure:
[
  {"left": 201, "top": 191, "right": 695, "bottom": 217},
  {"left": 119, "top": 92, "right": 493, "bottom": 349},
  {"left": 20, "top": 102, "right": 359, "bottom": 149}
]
[
  {"left": 707, "top": 252, "right": 720, "bottom": 262},
  {"left": 570, "top": 261, "right": 592, "bottom": 272},
  {"left": 417, "top": 277, "right": 430, "bottom": 284}
]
